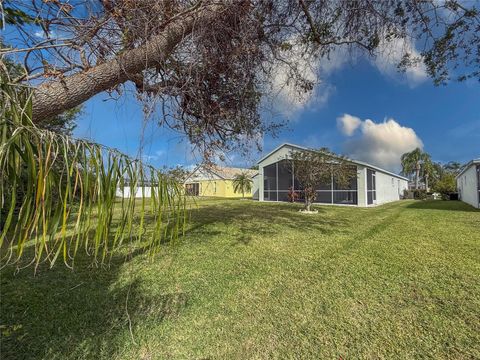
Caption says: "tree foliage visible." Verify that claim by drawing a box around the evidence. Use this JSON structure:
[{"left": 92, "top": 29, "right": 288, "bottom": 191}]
[
  {"left": 1, "top": 0, "right": 479, "bottom": 158},
  {"left": 401, "top": 148, "right": 431, "bottom": 190},
  {"left": 289, "top": 148, "right": 356, "bottom": 211},
  {"left": 232, "top": 172, "right": 253, "bottom": 198},
  {"left": 433, "top": 173, "right": 457, "bottom": 199}
]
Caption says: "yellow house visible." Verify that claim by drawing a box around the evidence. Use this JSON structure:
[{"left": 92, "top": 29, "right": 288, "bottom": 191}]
[{"left": 184, "top": 165, "right": 257, "bottom": 198}]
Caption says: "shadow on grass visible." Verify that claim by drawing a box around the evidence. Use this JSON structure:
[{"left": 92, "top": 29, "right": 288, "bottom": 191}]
[
  {"left": 0, "top": 245, "right": 188, "bottom": 360},
  {"left": 0, "top": 200, "right": 347, "bottom": 359},
  {"left": 186, "top": 201, "right": 349, "bottom": 245},
  {"left": 406, "top": 200, "right": 480, "bottom": 212}
]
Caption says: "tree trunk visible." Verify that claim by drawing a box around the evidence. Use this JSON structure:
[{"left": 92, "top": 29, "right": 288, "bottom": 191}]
[
  {"left": 31, "top": 4, "right": 223, "bottom": 122},
  {"left": 306, "top": 199, "right": 312, "bottom": 212},
  {"left": 425, "top": 173, "right": 429, "bottom": 192},
  {"left": 415, "top": 162, "right": 420, "bottom": 190}
]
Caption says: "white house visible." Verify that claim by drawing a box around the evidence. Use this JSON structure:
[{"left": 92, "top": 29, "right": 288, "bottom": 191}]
[
  {"left": 254, "top": 143, "right": 409, "bottom": 207},
  {"left": 456, "top": 159, "right": 480, "bottom": 209}
]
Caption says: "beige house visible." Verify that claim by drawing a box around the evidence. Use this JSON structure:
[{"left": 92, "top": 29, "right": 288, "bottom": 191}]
[{"left": 184, "top": 165, "right": 257, "bottom": 198}]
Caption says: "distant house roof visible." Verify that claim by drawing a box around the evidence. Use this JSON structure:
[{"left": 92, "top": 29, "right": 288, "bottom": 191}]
[
  {"left": 257, "top": 143, "right": 409, "bottom": 181},
  {"left": 455, "top": 159, "right": 480, "bottom": 178},
  {"left": 184, "top": 165, "right": 257, "bottom": 182}
]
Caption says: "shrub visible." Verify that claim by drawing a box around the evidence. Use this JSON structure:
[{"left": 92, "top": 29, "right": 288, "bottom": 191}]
[
  {"left": 434, "top": 173, "right": 457, "bottom": 200},
  {"left": 287, "top": 186, "right": 299, "bottom": 202},
  {"left": 413, "top": 189, "right": 427, "bottom": 200}
]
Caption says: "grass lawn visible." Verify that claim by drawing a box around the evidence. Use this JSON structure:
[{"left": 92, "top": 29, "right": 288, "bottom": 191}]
[{"left": 1, "top": 199, "right": 479, "bottom": 359}]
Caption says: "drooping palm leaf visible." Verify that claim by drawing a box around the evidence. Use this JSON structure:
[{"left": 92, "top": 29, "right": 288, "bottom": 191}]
[{"left": 0, "top": 72, "right": 186, "bottom": 270}]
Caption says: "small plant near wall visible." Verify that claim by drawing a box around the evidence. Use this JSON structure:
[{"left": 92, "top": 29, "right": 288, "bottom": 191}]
[
  {"left": 288, "top": 149, "right": 356, "bottom": 213},
  {"left": 287, "top": 186, "right": 299, "bottom": 202}
]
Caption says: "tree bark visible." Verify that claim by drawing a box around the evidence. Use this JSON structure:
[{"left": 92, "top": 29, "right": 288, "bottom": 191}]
[
  {"left": 31, "top": 5, "right": 221, "bottom": 122},
  {"left": 415, "top": 162, "right": 420, "bottom": 190},
  {"left": 306, "top": 199, "right": 312, "bottom": 212}
]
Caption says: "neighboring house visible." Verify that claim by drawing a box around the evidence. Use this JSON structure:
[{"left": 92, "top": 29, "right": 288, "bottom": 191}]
[
  {"left": 456, "top": 159, "right": 480, "bottom": 209},
  {"left": 256, "top": 143, "right": 408, "bottom": 207},
  {"left": 252, "top": 173, "right": 260, "bottom": 200},
  {"left": 408, "top": 181, "right": 427, "bottom": 190},
  {"left": 184, "top": 165, "right": 257, "bottom": 198}
]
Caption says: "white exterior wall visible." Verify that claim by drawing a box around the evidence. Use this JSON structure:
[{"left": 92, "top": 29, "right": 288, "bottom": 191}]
[
  {"left": 374, "top": 171, "right": 408, "bottom": 205},
  {"left": 116, "top": 186, "right": 153, "bottom": 198},
  {"left": 252, "top": 175, "right": 260, "bottom": 200},
  {"left": 357, "top": 166, "right": 367, "bottom": 207},
  {"left": 457, "top": 164, "right": 479, "bottom": 208}
]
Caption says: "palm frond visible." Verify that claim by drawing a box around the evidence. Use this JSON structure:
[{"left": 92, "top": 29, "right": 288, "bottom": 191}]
[{"left": 0, "top": 72, "right": 186, "bottom": 270}]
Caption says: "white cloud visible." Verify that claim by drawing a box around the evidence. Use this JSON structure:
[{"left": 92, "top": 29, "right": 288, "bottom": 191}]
[
  {"left": 337, "top": 114, "right": 362, "bottom": 136},
  {"left": 141, "top": 149, "right": 165, "bottom": 163},
  {"left": 268, "top": 45, "right": 352, "bottom": 120},
  {"left": 267, "top": 37, "right": 427, "bottom": 119},
  {"left": 374, "top": 38, "right": 428, "bottom": 87},
  {"left": 269, "top": 52, "right": 319, "bottom": 118},
  {"left": 340, "top": 114, "right": 423, "bottom": 171},
  {"left": 34, "top": 30, "right": 56, "bottom": 39}
]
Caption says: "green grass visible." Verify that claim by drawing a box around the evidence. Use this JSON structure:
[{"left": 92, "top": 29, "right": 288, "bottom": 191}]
[{"left": 1, "top": 199, "right": 479, "bottom": 359}]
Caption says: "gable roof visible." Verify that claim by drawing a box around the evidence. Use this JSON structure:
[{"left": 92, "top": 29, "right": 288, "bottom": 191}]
[
  {"left": 185, "top": 165, "right": 257, "bottom": 182},
  {"left": 455, "top": 159, "right": 480, "bottom": 178},
  {"left": 257, "top": 143, "right": 409, "bottom": 181}
]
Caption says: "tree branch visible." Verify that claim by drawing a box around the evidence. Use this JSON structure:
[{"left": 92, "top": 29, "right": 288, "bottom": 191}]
[{"left": 31, "top": 3, "right": 221, "bottom": 122}]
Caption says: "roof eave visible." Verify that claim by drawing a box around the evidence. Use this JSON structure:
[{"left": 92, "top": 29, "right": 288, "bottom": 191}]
[
  {"left": 257, "top": 142, "right": 408, "bottom": 181},
  {"left": 455, "top": 159, "right": 480, "bottom": 179}
]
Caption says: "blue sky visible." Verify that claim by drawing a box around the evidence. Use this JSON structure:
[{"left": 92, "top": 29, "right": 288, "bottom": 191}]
[{"left": 74, "top": 54, "right": 480, "bottom": 172}]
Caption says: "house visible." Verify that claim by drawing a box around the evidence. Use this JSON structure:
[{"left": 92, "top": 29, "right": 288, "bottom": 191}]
[
  {"left": 252, "top": 172, "right": 260, "bottom": 200},
  {"left": 255, "top": 143, "right": 409, "bottom": 207},
  {"left": 456, "top": 159, "right": 480, "bottom": 209},
  {"left": 184, "top": 165, "right": 257, "bottom": 197}
]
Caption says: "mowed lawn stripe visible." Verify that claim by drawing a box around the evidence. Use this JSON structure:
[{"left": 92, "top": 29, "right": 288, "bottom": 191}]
[{"left": 1, "top": 199, "right": 479, "bottom": 359}]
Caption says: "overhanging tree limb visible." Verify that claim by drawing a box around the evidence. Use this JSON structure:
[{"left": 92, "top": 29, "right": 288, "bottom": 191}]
[{"left": 32, "top": 3, "right": 221, "bottom": 122}]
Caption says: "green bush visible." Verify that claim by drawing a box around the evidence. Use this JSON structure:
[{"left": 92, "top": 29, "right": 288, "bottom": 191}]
[
  {"left": 413, "top": 189, "right": 427, "bottom": 200},
  {"left": 434, "top": 173, "right": 457, "bottom": 200}
]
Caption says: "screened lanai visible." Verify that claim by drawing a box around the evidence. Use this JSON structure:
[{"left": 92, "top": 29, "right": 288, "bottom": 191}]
[{"left": 263, "top": 159, "right": 359, "bottom": 205}]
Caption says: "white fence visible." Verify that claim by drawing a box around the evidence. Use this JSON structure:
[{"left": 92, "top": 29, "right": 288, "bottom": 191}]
[{"left": 116, "top": 186, "right": 153, "bottom": 198}]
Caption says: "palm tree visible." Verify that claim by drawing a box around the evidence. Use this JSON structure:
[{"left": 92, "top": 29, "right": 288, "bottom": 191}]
[
  {"left": 401, "top": 148, "right": 431, "bottom": 190},
  {"left": 1, "top": 71, "right": 186, "bottom": 270},
  {"left": 232, "top": 172, "right": 253, "bottom": 199},
  {"left": 444, "top": 161, "right": 463, "bottom": 174},
  {"left": 421, "top": 155, "right": 434, "bottom": 191}
]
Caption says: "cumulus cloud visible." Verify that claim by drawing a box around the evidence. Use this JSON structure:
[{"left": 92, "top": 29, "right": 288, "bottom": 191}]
[
  {"left": 269, "top": 51, "right": 320, "bottom": 119},
  {"left": 340, "top": 114, "right": 423, "bottom": 171},
  {"left": 269, "top": 37, "right": 427, "bottom": 117},
  {"left": 374, "top": 38, "right": 428, "bottom": 87},
  {"left": 337, "top": 114, "right": 362, "bottom": 136}
]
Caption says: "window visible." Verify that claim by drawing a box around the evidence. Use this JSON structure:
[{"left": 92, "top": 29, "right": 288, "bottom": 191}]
[
  {"left": 367, "top": 169, "right": 376, "bottom": 205},
  {"left": 263, "top": 163, "right": 277, "bottom": 201},
  {"left": 186, "top": 183, "right": 199, "bottom": 196},
  {"left": 477, "top": 165, "right": 480, "bottom": 206},
  {"left": 262, "top": 160, "right": 358, "bottom": 205}
]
